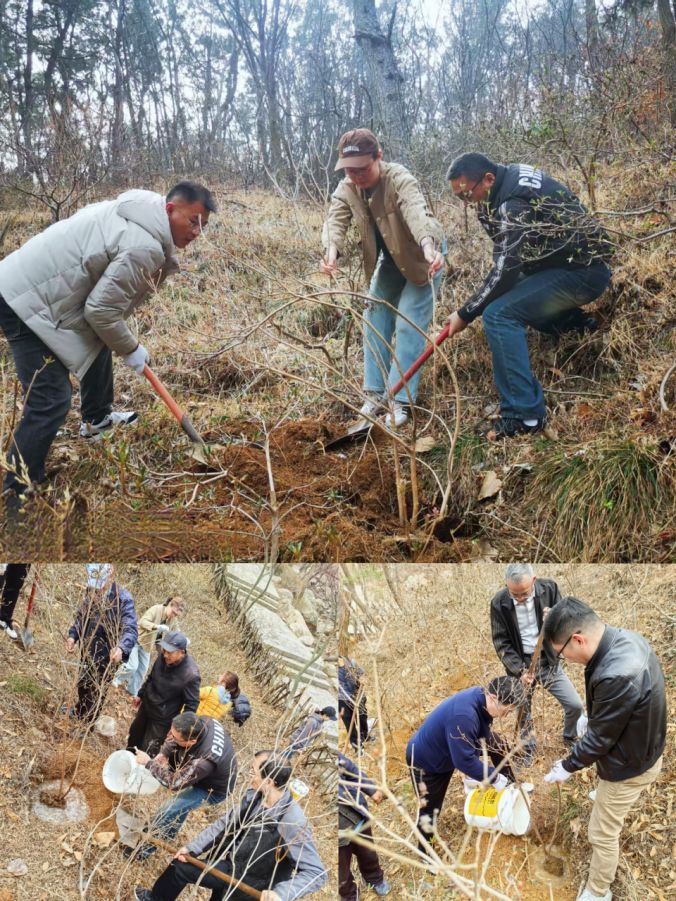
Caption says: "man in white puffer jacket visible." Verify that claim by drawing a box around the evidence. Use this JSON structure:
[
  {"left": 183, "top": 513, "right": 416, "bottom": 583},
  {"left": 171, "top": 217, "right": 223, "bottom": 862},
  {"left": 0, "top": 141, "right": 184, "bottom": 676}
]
[{"left": 0, "top": 181, "right": 215, "bottom": 507}]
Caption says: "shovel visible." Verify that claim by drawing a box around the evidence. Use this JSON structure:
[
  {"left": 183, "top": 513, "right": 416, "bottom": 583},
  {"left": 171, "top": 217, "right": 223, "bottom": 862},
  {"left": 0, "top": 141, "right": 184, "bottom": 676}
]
[
  {"left": 325, "top": 322, "right": 451, "bottom": 451},
  {"left": 19, "top": 570, "right": 38, "bottom": 650},
  {"left": 117, "top": 810, "right": 261, "bottom": 899},
  {"left": 143, "top": 365, "right": 208, "bottom": 462},
  {"left": 143, "top": 365, "right": 262, "bottom": 461}
]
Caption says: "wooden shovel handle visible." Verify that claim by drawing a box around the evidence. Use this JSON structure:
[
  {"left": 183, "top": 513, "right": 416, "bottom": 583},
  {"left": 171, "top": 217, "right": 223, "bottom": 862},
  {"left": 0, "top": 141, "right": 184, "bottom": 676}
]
[{"left": 144, "top": 834, "right": 262, "bottom": 899}]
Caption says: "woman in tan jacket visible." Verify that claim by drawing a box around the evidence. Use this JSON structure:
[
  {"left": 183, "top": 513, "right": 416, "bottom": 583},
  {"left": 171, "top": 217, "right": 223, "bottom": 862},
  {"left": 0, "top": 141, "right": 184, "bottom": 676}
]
[
  {"left": 321, "top": 128, "right": 446, "bottom": 428},
  {"left": 113, "top": 595, "right": 185, "bottom": 697}
]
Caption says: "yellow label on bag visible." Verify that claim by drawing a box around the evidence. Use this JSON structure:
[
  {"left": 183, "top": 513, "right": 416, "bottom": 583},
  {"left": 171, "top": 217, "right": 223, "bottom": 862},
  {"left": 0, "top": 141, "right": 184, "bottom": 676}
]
[{"left": 468, "top": 787, "right": 502, "bottom": 817}]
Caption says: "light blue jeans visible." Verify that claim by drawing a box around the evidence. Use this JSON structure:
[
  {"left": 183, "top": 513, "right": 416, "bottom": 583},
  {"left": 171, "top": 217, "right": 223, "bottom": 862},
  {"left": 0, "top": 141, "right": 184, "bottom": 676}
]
[
  {"left": 363, "top": 253, "right": 445, "bottom": 404},
  {"left": 152, "top": 785, "right": 227, "bottom": 842},
  {"left": 113, "top": 644, "right": 151, "bottom": 697}
]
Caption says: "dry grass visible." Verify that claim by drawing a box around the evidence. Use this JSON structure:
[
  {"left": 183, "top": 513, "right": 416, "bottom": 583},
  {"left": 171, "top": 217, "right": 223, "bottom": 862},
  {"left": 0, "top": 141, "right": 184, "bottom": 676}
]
[
  {"left": 340, "top": 564, "right": 676, "bottom": 900},
  {"left": 0, "top": 153, "right": 674, "bottom": 561},
  {"left": 0, "top": 564, "right": 336, "bottom": 900}
]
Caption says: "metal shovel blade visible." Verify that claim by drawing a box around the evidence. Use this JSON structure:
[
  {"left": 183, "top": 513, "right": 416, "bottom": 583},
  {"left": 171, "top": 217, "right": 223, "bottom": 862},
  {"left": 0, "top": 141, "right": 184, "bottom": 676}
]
[
  {"left": 19, "top": 627, "right": 34, "bottom": 650},
  {"left": 323, "top": 418, "right": 374, "bottom": 451}
]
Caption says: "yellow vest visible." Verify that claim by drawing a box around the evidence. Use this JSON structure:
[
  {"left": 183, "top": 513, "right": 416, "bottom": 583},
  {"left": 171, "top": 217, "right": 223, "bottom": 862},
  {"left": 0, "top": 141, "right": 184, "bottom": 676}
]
[{"left": 197, "top": 686, "right": 232, "bottom": 719}]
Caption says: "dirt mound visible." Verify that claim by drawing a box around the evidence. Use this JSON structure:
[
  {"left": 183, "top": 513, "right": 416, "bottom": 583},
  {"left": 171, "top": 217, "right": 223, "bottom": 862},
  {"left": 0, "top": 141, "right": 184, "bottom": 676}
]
[
  {"left": 195, "top": 418, "right": 405, "bottom": 559},
  {"left": 37, "top": 746, "right": 116, "bottom": 827}
]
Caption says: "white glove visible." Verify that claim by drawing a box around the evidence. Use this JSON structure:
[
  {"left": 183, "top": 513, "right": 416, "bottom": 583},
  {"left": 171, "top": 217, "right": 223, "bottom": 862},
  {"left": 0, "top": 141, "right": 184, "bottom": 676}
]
[
  {"left": 576, "top": 714, "right": 588, "bottom": 738},
  {"left": 463, "top": 777, "right": 480, "bottom": 794},
  {"left": 122, "top": 344, "right": 149, "bottom": 373},
  {"left": 544, "top": 759, "right": 574, "bottom": 783},
  {"left": 491, "top": 773, "right": 509, "bottom": 790},
  {"left": 156, "top": 624, "right": 170, "bottom": 634}
]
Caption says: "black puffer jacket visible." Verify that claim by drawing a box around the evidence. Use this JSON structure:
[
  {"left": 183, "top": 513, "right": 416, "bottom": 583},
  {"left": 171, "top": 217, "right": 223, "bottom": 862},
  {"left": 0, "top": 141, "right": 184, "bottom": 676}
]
[
  {"left": 138, "top": 652, "right": 201, "bottom": 723},
  {"left": 490, "top": 578, "right": 562, "bottom": 675},
  {"left": 563, "top": 627, "right": 667, "bottom": 781},
  {"left": 459, "top": 163, "right": 613, "bottom": 323}
]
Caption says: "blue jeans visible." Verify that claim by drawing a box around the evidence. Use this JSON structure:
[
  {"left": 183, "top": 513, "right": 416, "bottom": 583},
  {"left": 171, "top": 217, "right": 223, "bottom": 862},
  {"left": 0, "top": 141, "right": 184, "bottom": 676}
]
[
  {"left": 0, "top": 294, "right": 113, "bottom": 495},
  {"left": 152, "top": 785, "right": 227, "bottom": 842},
  {"left": 113, "top": 644, "right": 151, "bottom": 697},
  {"left": 481, "top": 263, "right": 611, "bottom": 420},
  {"left": 363, "top": 254, "right": 444, "bottom": 404}
]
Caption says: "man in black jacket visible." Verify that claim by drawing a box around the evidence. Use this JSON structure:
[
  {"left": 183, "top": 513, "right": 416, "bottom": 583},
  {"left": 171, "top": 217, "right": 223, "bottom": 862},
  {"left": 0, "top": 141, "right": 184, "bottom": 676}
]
[
  {"left": 129, "top": 711, "right": 237, "bottom": 859},
  {"left": 542, "top": 597, "right": 666, "bottom": 901},
  {"left": 444, "top": 152, "right": 613, "bottom": 438},
  {"left": 127, "top": 630, "right": 200, "bottom": 755},
  {"left": 490, "top": 564, "right": 584, "bottom": 757}
]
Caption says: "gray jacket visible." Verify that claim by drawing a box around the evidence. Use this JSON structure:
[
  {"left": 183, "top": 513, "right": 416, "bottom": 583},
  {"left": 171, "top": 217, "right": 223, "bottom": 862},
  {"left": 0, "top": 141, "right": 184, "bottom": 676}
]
[
  {"left": 0, "top": 189, "right": 179, "bottom": 379},
  {"left": 186, "top": 788, "right": 327, "bottom": 900}
]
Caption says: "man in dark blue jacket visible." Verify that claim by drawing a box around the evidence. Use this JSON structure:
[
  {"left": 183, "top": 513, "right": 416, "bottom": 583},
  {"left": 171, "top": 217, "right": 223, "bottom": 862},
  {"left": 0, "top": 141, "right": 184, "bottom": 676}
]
[
  {"left": 339, "top": 656, "right": 369, "bottom": 751},
  {"left": 543, "top": 596, "right": 666, "bottom": 901},
  {"left": 65, "top": 564, "right": 138, "bottom": 722},
  {"left": 339, "top": 753, "right": 391, "bottom": 900},
  {"left": 444, "top": 152, "right": 612, "bottom": 438},
  {"left": 406, "top": 676, "right": 526, "bottom": 847}
]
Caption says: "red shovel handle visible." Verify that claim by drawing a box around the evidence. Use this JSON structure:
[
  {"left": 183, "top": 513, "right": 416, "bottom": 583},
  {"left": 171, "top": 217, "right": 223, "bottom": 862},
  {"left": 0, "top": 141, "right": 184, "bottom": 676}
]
[
  {"left": 26, "top": 572, "right": 39, "bottom": 616},
  {"left": 389, "top": 323, "right": 451, "bottom": 398}
]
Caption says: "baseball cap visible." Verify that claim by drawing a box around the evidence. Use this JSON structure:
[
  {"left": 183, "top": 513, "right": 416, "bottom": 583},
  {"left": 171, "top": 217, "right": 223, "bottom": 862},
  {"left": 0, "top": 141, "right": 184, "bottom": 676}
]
[
  {"left": 321, "top": 706, "right": 337, "bottom": 720},
  {"left": 160, "top": 630, "right": 189, "bottom": 652},
  {"left": 86, "top": 563, "right": 112, "bottom": 589},
  {"left": 334, "top": 128, "right": 380, "bottom": 171}
]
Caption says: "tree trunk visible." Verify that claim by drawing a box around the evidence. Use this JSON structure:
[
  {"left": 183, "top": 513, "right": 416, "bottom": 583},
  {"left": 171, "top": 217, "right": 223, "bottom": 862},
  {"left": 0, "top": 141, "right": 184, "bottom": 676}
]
[
  {"left": 22, "top": 0, "right": 34, "bottom": 160},
  {"left": 585, "top": 0, "right": 600, "bottom": 72},
  {"left": 657, "top": 0, "right": 676, "bottom": 127},
  {"left": 350, "top": 0, "right": 409, "bottom": 159},
  {"left": 110, "top": 0, "right": 127, "bottom": 183}
]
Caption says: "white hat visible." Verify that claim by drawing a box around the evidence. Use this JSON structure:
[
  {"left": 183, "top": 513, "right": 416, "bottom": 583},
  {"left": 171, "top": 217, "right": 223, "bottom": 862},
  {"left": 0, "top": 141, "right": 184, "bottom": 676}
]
[{"left": 86, "top": 564, "right": 113, "bottom": 590}]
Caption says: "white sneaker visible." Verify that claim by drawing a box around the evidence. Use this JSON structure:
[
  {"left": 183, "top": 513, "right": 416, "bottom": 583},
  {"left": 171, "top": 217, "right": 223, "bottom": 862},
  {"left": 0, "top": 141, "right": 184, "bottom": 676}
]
[
  {"left": 577, "top": 888, "right": 612, "bottom": 901},
  {"left": 384, "top": 402, "right": 409, "bottom": 428},
  {"left": 359, "top": 394, "right": 383, "bottom": 419},
  {"left": 0, "top": 619, "right": 18, "bottom": 641},
  {"left": 80, "top": 410, "right": 138, "bottom": 441}
]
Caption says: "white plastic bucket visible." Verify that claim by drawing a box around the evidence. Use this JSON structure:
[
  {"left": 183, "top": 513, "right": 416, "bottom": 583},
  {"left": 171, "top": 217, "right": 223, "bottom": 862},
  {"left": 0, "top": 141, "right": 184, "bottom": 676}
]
[
  {"left": 102, "top": 750, "right": 161, "bottom": 795},
  {"left": 463, "top": 784, "right": 531, "bottom": 836},
  {"left": 94, "top": 715, "right": 117, "bottom": 737},
  {"left": 116, "top": 807, "right": 146, "bottom": 847}
]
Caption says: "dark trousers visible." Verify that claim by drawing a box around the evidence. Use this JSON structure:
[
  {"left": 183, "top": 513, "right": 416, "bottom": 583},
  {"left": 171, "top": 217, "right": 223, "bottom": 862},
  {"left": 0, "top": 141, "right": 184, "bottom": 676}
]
[
  {"left": 151, "top": 858, "right": 254, "bottom": 901},
  {"left": 0, "top": 294, "right": 113, "bottom": 494},
  {"left": 408, "top": 743, "right": 514, "bottom": 847},
  {"left": 339, "top": 826, "right": 384, "bottom": 900},
  {"left": 408, "top": 762, "right": 454, "bottom": 847},
  {"left": 75, "top": 649, "right": 113, "bottom": 722},
  {"left": 339, "top": 700, "right": 368, "bottom": 750},
  {"left": 0, "top": 563, "right": 29, "bottom": 624},
  {"left": 127, "top": 704, "right": 171, "bottom": 755}
]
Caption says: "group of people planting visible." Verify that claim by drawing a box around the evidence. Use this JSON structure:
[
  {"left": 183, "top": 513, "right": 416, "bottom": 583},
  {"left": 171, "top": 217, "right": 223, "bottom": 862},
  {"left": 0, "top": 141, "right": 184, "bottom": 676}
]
[
  {"left": 0, "top": 563, "right": 332, "bottom": 901},
  {"left": 0, "top": 130, "right": 613, "bottom": 514},
  {"left": 339, "top": 566, "right": 666, "bottom": 901}
]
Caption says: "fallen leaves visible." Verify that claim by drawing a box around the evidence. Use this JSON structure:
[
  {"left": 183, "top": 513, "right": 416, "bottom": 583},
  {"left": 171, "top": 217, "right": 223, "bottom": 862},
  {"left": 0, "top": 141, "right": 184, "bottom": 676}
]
[
  {"left": 7, "top": 859, "right": 27, "bottom": 877},
  {"left": 413, "top": 435, "right": 437, "bottom": 453},
  {"left": 478, "top": 470, "right": 502, "bottom": 500},
  {"left": 92, "top": 831, "right": 115, "bottom": 848}
]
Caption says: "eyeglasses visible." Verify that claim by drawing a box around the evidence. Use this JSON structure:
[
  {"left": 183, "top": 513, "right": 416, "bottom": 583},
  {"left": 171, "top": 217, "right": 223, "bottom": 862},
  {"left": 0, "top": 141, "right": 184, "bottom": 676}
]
[
  {"left": 555, "top": 631, "right": 579, "bottom": 660},
  {"left": 454, "top": 174, "right": 485, "bottom": 202}
]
